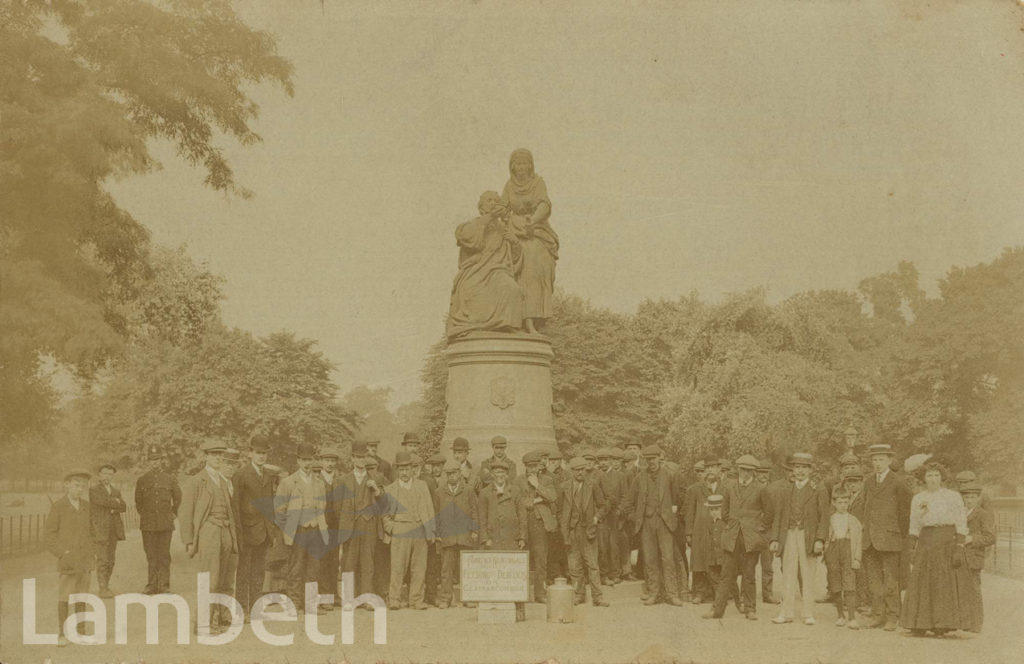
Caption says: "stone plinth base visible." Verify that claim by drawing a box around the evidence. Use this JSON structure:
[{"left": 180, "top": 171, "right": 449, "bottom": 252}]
[{"left": 441, "top": 333, "right": 558, "bottom": 466}]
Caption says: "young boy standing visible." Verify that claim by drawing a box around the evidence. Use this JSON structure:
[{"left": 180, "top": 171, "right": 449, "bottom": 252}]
[
  {"left": 825, "top": 490, "right": 862, "bottom": 629},
  {"left": 958, "top": 482, "right": 995, "bottom": 632},
  {"left": 45, "top": 468, "right": 98, "bottom": 647}
]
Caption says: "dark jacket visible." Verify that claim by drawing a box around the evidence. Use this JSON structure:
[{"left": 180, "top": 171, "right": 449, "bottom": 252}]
[
  {"left": 514, "top": 473, "right": 559, "bottom": 533},
  {"left": 232, "top": 462, "right": 277, "bottom": 547},
  {"left": 135, "top": 469, "right": 181, "bottom": 532},
  {"left": 964, "top": 506, "right": 996, "bottom": 570},
  {"left": 46, "top": 497, "right": 96, "bottom": 574},
  {"left": 721, "top": 477, "right": 772, "bottom": 553},
  {"left": 481, "top": 455, "right": 518, "bottom": 481},
  {"left": 90, "top": 483, "right": 126, "bottom": 542},
  {"left": 558, "top": 477, "right": 607, "bottom": 542},
  {"left": 434, "top": 479, "right": 479, "bottom": 548},
  {"left": 335, "top": 469, "right": 385, "bottom": 544},
  {"left": 861, "top": 470, "right": 912, "bottom": 552},
  {"left": 479, "top": 482, "right": 523, "bottom": 547},
  {"left": 771, "top": 480, "right": 830, "bottom": 555},
  {"left": 623, "top": 467, "right": 680, "bottom": 536}
]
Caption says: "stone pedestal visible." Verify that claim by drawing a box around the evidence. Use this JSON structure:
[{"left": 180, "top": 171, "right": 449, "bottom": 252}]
[{"left": 442, "top": 333, "right": 558, "bottom": 466}]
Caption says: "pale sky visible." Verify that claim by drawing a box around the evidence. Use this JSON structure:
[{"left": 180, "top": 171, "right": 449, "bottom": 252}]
[{"left": 107, "top": 0, "right": 1024, "bottom": 405}]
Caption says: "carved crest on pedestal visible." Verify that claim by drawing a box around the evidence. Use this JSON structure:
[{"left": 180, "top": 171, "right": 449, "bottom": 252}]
[{"left": 490, "top": 376, "right": 516, "bottom": 409}]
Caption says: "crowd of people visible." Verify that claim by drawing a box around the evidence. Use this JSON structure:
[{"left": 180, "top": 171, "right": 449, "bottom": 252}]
[{"left": 44, "top": 433, "right": 996, "bottom": 646}]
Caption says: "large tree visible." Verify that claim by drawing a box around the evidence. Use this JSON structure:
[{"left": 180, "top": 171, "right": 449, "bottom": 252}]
[{"left": 1, "top": 0, "right": 293, "bottom": 451}]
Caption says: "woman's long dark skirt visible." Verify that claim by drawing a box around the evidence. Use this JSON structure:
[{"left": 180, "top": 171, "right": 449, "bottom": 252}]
[{"left": 900, "top": 525, "right": 962, "bottom": 631}]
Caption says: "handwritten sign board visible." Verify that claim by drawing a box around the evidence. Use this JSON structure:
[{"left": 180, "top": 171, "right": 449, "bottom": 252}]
[{"left": 459, "top": 550, "right": 530, "bottom": 602}]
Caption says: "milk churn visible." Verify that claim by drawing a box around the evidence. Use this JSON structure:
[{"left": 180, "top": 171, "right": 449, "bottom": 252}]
[{"left": 546, "top": 577, "right": 574, "bottom": 623}]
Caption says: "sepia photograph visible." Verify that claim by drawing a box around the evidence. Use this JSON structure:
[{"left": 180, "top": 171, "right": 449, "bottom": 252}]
[{"left": 2, "top": 1, "right": 1023, "bottom": 662}]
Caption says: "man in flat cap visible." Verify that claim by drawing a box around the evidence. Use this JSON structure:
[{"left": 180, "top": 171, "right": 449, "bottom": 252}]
[
  {"left": 275, "top": 442, "right": 329, "bottom": 616},
  {"left": 769, "top": 452, "right": 829, "bottom": 625},
  {"left": 382, "top": 450, "right": 437, "bottom": 610},
  {"left": 544, "top": 448, "right": 569, "bottom": 583},
  {"left": 435, "top": 460, "right": 479, "bottom": 608},
  {"left": 135, "top": 445, "right": 182, "bottom": 595},
  {"left": 515, "top": 451, "right": 559, "bottom": 602},
  {"left": 337, "top": 440, "right": 385, "bottom": 601},
  {"left": 595, "top": 448, "right": 626, "bottom": 586},
  {"left": 90, "top": 462, "right": 126, "bottom": 598},
  {"left": 560, "top": 457, "right": 610, "bottom": 607},
  {"left": 481, "top": 435, "right": 518, "bottom": 480},
  {"left": 181, "top": 439, "right": 241, "bottom": 633},
  {"left": 231, "top": 435, "right": 277, "bottom": 618},
  {"left": 47, "top": 468, "right": 97, "bottom": 646},
  {"left": 860, "top": 443, "right": 911, "bottom": 630},
  {"left": 713, "top": 454, "right": 771, "bottom": 620},
  {"left": 317, "top": 447, "right": 343, "bottom": 607},
  {"left": 623, "top": 446, "right": 682, "bottom": 606}
]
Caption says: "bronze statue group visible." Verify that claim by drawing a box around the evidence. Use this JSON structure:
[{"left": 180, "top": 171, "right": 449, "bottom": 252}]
[{"left": 45, "top": 432, "right": 995, "bottom": 646}]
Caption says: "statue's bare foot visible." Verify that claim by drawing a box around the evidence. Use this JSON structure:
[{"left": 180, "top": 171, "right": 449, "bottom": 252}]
[{"left": 524, "top": 318, "right": 538, "bottom": 334}]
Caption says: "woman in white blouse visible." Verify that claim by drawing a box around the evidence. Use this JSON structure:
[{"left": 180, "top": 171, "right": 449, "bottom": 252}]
[{"left": 900, "top": 462, "right": 968, "bottom": 636}]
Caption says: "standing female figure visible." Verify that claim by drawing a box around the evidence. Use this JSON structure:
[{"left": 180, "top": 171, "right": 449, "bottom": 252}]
[
  {"left": 500, "top": 148, "right": 559, "bottom": 334},
  {"left": 900, "top": 462, "right": 968, "bottom": 636}
]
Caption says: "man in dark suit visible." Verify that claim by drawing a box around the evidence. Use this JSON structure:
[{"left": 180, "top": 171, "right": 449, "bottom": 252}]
[
  {"left": 595, "top": 448, "right": 625, "bottom": 586},
  {"left": 515, "top": 451, "right": 559, "bottom": 602},
  {"left": 90, "top": 463, "right": 126, "bottom": 598},
  {"left": 710, "top": 454, "right": 771, "bottom": 620},
  {"left": 435, "top": 460, "right": 479, "bottom": 608},
  {"left": 180, "top": 440, "right": 241, "bottom": 633},
  {"left": 232, "top": 436, "right": 276, "bottom": 617},
  {"left": 318, "top": 447, "right": 343, "bottom": 606},
  {"left": 770, "top": 451, "right": 829, "bottom": 625},
  {"left": 559, "top": 456, "right": 609, "bottom": 607},
  {"left": 623, "top": 446, "right": 682, "bottom": 606},
  {"left": 860, "top": 443, "right": 911, "bottom": 631},
  {"left": 135, "top": 446, "right": 181, "bottom": 595},
  {"left": 337, "top": 440, "right": 386, "bottom": 601}
]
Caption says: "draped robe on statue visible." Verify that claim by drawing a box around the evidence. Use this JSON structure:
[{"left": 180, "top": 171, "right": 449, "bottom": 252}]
[
  {"left": 446, "top": 213, "right": 525, "bottom": 340},
  {"left": 501, "top": 175, "right": 558, "bottom": 321}
]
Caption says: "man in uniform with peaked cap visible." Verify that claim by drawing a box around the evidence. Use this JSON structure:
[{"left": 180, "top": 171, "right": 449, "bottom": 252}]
[{"left": 135, "top": 445, "right": 181, "bottom": 595}]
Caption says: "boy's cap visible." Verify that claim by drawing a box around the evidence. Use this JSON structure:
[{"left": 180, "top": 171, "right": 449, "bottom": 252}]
[
  {"left": 490, "top": 435, "right": 508, "bottom": 448},
  {"left": 64, "top": 468, "right": 91, "bottom": 482},
  {"left": 736, "top": 454, "right": 759, "bottom": 470}
]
